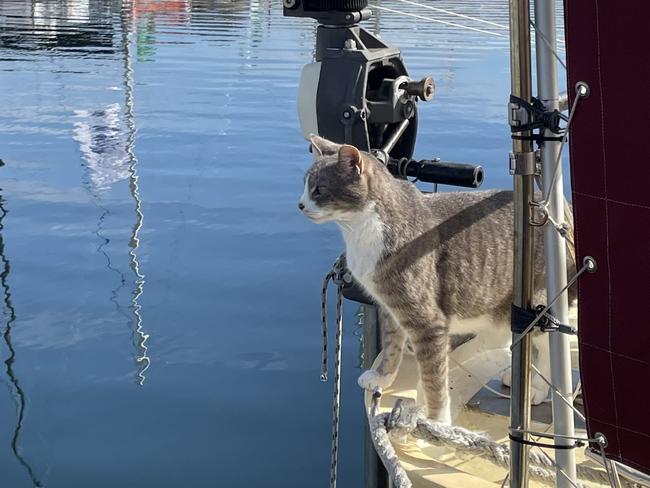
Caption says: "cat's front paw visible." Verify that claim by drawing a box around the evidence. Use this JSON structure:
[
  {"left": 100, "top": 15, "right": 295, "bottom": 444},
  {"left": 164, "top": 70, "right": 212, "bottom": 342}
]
[
  {"left": 429, "top": 405, "right": 452, "bottom": 425},
  {"left": 357, "top": 369, "right": 397, "bottom": 391}
]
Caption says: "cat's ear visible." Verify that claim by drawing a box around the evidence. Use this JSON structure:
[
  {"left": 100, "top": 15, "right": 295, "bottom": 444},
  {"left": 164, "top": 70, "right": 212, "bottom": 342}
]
[
  {"left": 339, "top": 145, "right": 363, "bottom": 175},
  {"left": 309, "top": 134, "right": 340, "bottom": 157}
]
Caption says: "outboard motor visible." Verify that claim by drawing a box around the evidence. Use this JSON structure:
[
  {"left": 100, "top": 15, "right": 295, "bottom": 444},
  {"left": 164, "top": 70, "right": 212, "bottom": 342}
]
[{"left": 284, "top": 0, "right": 484, "bottom": 188}]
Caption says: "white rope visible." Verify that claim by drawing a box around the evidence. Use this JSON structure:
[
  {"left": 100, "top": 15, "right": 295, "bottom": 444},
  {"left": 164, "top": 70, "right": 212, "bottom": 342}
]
[
  {"left": 368, "top": 395, "right": 635, "bottom": 488},
  {"left": 368, "top": 4, "right": 505, "bottom": 37}
]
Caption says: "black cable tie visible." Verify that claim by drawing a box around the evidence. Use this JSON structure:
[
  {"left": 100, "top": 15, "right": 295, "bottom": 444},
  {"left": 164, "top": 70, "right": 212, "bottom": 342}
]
[
  {"left": 512, "top": 134, "right": 564, "bottom": 142},
  {"left": 511, "top": 304, "right": 537, "bottom": 334},
  {"left": 509, "top": 95, "right": 568, "bottom": 148},
  {"left": 509, "top": 95, "right": 566, "bottom": 134}
]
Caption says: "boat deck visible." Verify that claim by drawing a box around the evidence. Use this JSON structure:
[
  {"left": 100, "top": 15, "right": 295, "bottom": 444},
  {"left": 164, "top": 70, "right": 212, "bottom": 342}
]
[{"left": 364, "top": 327, "right": 609, "bottom": 487}]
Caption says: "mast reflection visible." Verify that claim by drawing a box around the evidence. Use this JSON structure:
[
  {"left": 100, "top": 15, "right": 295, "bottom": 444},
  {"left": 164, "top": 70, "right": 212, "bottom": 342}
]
[
  {"left": 121, "top": 1, "right": 150, "bottom": 386},
  {"left": 0, "top": 193, "right": 43, "bottom": 487},
  {"left": 71, "top": 0, "right": 151, "bottom": 385}
]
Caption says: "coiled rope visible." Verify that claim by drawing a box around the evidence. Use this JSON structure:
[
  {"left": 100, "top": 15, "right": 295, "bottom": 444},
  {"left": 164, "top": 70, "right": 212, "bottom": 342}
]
[{"left": 368, "top": 393, "right": 637, "bottom": 488}]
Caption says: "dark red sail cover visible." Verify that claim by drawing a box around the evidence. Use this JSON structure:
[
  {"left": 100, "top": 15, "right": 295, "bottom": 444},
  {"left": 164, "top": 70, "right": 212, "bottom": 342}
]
[{"left": 565, "top": 0, "right": 650, "bottom": 475}]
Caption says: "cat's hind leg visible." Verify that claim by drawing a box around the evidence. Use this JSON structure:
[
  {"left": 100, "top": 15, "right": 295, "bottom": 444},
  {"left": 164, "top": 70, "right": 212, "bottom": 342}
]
[
  {"left": 409, "top": 312, "right": 451, "bottom": 424},
  {"left": 358, "top": 307, "right": 406, "bottom": 391}
]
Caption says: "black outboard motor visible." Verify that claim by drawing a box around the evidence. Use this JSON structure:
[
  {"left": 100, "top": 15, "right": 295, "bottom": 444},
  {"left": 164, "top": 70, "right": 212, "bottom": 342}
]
[{"left": 283, "top": 0, "right": 483, "bottom": 188}]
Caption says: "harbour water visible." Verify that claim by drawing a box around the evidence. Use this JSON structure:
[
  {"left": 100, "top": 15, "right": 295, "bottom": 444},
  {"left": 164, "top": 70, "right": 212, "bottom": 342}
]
[{"left": 0, "top": 1, "right": 564, "bottom": 486}]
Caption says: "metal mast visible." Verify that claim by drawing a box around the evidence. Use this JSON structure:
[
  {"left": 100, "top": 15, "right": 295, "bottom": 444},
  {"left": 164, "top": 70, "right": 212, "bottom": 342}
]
[
  {"left": 534, "top": 0, "right": 578, "bottom": 485},
  {"left": 508, "top": 0, "right": 534, "bottom": 485}
]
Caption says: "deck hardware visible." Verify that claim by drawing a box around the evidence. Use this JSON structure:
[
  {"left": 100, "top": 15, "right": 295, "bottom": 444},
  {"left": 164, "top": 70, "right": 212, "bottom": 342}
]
[
  {"left": 533, "top": 305, "right": 577, "bottom": 335},
  {"left": 402, "top": 76, "right": 435, "bottom": 101},
  {"left": 390, "top": 157, "right": 484, "bottom": 187},
  {"left": 509, "top": 95, "right": 567, "bottom": 146},
  {"left": 593, "top": 432, "right": 624, "bottom": 488},
  {"left": 583, "top": 256, "right": 597, "bottom": 273},
  {"left": 511, "top": 257, "right": 594, "bottom": 350},
  {"left": 510, "top": 304, "right": 577, "bottom": 336},
  {"left": 529, "top": 199, "right": 549, "bottom": 226},
  {"left": 509, "top": 151, "right": 538, "bottom": 175},
  {"left": 575, "top": 81, "right": 590, "bottom": 99}
]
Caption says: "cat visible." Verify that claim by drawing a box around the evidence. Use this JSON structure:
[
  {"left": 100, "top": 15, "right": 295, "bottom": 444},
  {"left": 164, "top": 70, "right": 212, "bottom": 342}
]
[{"left": 299, "top": 135, "right": 576, "bottom": 423}]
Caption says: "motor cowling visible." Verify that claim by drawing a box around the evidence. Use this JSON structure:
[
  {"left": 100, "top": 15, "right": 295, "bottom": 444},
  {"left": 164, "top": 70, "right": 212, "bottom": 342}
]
[{"left": 297, "top": 24, "right": 433, "bottom": 162}]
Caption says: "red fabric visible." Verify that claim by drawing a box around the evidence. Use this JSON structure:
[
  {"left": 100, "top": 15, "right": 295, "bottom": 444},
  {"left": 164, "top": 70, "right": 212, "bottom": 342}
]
[{"left": 565, "top": 0, "right": 650, "bottom": 475}]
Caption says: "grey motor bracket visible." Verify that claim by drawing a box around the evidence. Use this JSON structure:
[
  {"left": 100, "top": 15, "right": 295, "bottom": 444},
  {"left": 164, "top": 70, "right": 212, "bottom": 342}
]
[{"left": 314, "top": 24, "right": 433, "bottom": 161}]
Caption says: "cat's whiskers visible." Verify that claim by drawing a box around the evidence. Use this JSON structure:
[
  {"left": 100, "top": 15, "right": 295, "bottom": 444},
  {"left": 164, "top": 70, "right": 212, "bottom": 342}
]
[{"left": 336, "top": 220, "right": 353, "bottom": 232}]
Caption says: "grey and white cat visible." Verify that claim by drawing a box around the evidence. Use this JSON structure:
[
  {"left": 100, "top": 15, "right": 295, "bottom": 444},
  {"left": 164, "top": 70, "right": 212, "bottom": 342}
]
[{"left": 299, "top": 135, "right": 576, "bottom": 423}]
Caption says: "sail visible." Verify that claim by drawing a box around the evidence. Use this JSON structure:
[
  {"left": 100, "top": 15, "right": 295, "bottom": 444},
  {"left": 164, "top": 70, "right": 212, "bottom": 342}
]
[{"left": 565, "top": 0, "right": 650, "bottom": 477}]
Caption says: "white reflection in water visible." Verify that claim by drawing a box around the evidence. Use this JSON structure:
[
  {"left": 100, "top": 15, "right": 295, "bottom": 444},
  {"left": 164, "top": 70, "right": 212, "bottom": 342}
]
[
  {"left": 69, "top": 3, "right": 152, "bottom": 385},
  {"left": 73, "top": 103, "right": 130, "bottom": 192}
]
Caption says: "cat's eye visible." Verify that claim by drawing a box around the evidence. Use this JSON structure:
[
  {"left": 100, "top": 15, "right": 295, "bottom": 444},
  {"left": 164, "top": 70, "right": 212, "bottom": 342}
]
[{"left": 312, "top": 186, "right": 322, "bottom": 196}]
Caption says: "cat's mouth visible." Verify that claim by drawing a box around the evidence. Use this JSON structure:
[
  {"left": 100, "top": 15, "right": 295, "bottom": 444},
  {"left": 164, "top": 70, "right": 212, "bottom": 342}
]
[{"left": 302, "top": 210, "right": 328, "bottom": 223}]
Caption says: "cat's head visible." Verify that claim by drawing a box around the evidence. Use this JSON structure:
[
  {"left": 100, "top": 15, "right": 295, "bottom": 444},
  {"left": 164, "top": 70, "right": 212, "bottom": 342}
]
[{"left": 299, "top": 135, "right": 371, "bottom": 223}]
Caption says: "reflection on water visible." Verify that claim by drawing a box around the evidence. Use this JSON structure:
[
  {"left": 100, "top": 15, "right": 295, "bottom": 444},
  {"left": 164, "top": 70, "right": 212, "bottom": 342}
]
[
  {"left": 120, "top": 3, "right": 150, "bottom": 385},
  {"left": 0, "top": 0, "right": 566, "bottom": 486},
  {"left": 0, "top": 194, "right": 43, "bottom": 487},
  {"left": 68, "top": 1, "right": 151, "bottom": 385},
  {"left": 74, "top": 104, "right": 130, "bottom": 191}
]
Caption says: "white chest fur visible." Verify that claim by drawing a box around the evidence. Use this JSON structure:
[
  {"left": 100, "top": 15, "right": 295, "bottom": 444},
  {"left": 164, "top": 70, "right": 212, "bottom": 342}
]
[{"left": 338, "top": 204, "right": 385, "bottom": 285}]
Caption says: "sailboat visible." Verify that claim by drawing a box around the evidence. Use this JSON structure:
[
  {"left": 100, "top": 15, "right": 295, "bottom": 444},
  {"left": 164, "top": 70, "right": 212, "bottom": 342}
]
[{"left": 284, "top": 0, "right": 650, "bottom": 486}]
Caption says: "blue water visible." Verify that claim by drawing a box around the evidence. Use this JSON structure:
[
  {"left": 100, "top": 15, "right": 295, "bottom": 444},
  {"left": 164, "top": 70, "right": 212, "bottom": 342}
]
[{"left": 0, "top": 1, "right": 564, "bottom": 487}]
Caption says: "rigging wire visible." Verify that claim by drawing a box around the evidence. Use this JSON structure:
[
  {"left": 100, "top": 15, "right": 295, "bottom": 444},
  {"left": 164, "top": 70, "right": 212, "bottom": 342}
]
[
  {"left": 531, "top": 364, "right": 586, "bottom": 422},
  {"left": 530, "top": 18, "right": 567, "bottom": 67},
  {"left": 389, "top": 0, "right": 509, "bottom": 30},
  {"left": 370, "top": 0, "right": 568, "bottom": 64},
  {"left": 510, "top": 260, "right": 590, "bottom": 350},
  {"left": 369, "top": 4, "right": 505, "bottom": 37}
]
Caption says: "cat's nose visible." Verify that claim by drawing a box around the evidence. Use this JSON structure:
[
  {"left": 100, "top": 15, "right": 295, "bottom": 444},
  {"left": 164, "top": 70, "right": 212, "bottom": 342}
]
[{"left": 298, "top": 202, "right": 305, "bottom": 211}]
